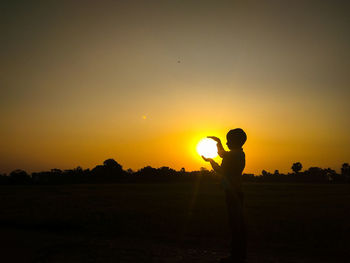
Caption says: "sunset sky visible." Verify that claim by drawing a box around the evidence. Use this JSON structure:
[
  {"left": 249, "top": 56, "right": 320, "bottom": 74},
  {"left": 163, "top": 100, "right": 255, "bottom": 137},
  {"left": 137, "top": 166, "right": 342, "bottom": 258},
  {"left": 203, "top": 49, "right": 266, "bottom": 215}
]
[{"left": 1, "top": 0, "right": 349, "bottom": 174}]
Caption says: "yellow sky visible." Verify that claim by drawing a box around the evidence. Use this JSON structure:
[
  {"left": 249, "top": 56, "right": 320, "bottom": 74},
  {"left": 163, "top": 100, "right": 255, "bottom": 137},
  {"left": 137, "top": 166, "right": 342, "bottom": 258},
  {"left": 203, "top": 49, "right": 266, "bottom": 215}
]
[{"left": 1, "top": 1, "right": 349, "bottom": 174}]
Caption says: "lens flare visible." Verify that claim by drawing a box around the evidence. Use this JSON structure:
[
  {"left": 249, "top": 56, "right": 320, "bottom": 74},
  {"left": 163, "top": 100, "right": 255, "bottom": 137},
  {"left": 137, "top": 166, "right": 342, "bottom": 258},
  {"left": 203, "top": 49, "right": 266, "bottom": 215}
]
[{"left": 196, "top": 138, "right": 218, "bottom": 158}]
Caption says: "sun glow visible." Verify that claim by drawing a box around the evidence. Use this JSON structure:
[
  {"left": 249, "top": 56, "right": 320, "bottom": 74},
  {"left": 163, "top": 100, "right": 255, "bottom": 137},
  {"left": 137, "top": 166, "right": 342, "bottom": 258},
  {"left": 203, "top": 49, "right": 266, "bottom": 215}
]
[{"left": 196, "top": 138, "right": 218, "bottom": 158}]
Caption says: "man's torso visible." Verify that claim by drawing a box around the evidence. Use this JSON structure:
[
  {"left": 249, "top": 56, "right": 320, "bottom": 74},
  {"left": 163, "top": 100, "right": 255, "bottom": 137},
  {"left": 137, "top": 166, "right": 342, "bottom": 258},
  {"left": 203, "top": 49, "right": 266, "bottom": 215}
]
[{"left": 221, "top": 149, "right": 245, "bottom": 192}]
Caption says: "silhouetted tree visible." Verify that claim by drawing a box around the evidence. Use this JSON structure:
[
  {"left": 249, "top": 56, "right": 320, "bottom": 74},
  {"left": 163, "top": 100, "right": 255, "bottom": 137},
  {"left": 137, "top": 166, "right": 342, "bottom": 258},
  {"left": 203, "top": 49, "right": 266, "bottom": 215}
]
[
  {"left": 306, "top": 167, "right": 325, "bottom": 177},
  {"left": 4, "top": 159, "right": 350, "bottom": 185},
  {"left": 126, "top": 168, "right": 134, "bottom": 174},
  {"left": 341, "top": 163, "right": 350, "bottom": 176},
  {"left": 91, "top": 159, "right": 125, "bottom": 182},
  {"left": 103, "top": 159, "right": 122, "bottom": 170},
  {"left": 324, "top": 168, "right": 336, "bottom": 181},
  {"left": 199, "top": 167, "right": 212, "bottom": 176},
  {"left": 292, "top": 162, "right": 302, "bottom": 174},
  {"left": 136, "top": 166, "right": 153, "bottom": 176},
  {"left": 74, "top": 166, "right": 83, "bottom": 173},
  {"left": 0, "top": 173, "right": 9, "bottom": 185},
  {"left": 9, "top": 169, "right": 31, "bottom": 184},
  {"left": 159, "top": 166, "right": 177, "bottom": 176}
]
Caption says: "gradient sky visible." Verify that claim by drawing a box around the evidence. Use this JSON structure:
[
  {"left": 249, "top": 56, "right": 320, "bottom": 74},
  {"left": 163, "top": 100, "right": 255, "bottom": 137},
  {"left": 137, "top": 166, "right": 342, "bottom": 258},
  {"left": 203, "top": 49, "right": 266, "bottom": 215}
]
[{"left": 1, "top": 0, "right": 349, "bottom": 174}]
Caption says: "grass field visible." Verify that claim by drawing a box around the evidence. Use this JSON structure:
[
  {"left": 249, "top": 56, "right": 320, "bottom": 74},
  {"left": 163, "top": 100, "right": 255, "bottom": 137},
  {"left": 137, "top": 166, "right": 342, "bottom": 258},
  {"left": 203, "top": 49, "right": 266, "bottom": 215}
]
[{"left": 1, "top": 181, "right": 349, "bottom": 262}]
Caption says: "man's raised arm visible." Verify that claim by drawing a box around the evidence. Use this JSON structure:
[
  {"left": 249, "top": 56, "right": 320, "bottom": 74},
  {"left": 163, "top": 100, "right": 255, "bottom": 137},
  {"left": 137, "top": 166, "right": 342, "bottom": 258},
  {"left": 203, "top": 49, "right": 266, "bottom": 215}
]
[{"left": 201, "top": 156, "right": 222, "bottom": 174}]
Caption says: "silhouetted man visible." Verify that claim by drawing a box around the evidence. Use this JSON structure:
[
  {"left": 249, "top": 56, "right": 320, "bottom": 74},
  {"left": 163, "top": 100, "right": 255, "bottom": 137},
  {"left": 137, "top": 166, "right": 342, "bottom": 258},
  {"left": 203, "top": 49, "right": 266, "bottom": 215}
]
[{"left": 202, "top": 128, "right": 247, "bottom": 263}]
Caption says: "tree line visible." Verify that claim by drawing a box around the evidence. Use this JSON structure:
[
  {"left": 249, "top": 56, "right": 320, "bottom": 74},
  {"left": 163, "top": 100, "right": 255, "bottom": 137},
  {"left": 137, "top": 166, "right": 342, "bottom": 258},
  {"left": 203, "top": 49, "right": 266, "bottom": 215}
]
[{"left": 0, "top": 159, "right": 349, "bottom": 185}]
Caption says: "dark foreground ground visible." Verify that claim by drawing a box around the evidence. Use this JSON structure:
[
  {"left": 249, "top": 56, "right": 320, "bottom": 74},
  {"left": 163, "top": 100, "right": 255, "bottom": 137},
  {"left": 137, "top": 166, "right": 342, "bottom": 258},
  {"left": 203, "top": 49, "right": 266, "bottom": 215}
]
[{"left": 1, "top": 181, "right": 349, "bottom": 263}]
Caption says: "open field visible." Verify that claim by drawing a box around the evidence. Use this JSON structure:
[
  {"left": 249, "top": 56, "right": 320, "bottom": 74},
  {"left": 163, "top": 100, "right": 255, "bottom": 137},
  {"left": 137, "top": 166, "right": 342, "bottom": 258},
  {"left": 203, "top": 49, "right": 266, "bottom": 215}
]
[{"left": 1, "top": 181, "right": 349, "bottom": 262}]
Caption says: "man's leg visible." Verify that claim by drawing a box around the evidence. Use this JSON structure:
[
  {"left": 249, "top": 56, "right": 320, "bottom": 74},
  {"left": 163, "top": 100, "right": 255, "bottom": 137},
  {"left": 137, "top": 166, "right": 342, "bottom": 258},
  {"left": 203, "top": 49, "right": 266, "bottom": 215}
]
[{"left": 225, "top": 191, "right": 246, "bottom": 262}]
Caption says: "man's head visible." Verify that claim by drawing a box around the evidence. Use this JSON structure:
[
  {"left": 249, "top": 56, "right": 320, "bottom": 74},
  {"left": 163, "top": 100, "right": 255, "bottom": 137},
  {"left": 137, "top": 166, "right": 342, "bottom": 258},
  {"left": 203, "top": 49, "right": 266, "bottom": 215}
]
[{"left": 226, "top": 128, "right": 247, "bottom": 150}]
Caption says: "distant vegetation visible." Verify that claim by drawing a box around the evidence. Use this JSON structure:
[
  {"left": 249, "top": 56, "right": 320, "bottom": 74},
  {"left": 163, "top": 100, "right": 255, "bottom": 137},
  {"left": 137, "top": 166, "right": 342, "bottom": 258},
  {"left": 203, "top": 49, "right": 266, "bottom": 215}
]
[{"left": 0, "top": 159, "right": 349, "bottom": 185}]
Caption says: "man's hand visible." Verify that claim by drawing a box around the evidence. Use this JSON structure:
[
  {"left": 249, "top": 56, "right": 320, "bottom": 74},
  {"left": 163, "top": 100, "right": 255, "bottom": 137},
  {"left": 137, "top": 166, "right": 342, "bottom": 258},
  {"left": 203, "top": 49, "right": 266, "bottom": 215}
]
[
  {"left": 201, "top": 155, "right": 213, "bottom": 162},
  {"left": 202, "top": 155, "right": 221, "bottom": 173},
  {"left": 207, "top": 136, "right": 221, "bottom": 144},
  {"left": 208, "top": 136, "right": 227, "bottom": 158}
]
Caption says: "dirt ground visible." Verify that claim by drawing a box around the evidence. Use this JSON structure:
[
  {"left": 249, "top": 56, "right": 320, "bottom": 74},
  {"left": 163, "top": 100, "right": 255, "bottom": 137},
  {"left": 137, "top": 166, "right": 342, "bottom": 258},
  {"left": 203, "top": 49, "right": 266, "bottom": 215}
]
[
  {"left": 1, "top": 230, "right": 333, "bottom": 263},
  {"left": 1, "top": 182, "right": 349, "bottom": 262}
]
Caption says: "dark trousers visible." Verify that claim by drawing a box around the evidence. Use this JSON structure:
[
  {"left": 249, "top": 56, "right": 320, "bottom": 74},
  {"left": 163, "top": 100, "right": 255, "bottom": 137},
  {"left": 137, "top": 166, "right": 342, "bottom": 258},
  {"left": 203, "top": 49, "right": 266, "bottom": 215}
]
[{"left": 225, "top": 190, "right": 246, "bottom": 261}]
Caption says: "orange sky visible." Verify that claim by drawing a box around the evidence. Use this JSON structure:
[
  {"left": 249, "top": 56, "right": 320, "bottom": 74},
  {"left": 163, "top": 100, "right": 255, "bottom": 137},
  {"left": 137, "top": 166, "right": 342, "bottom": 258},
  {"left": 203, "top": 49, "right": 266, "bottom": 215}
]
[{"left": 1, "top": 1, "right": 349, "bottom": 174}]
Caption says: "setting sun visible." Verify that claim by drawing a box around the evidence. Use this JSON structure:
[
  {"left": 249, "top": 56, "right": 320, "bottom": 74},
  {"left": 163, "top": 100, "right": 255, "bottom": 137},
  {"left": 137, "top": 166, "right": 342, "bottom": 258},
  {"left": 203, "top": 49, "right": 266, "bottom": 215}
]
[{"left": 196, "top": 138, "right": 218, "bottom": 159}]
